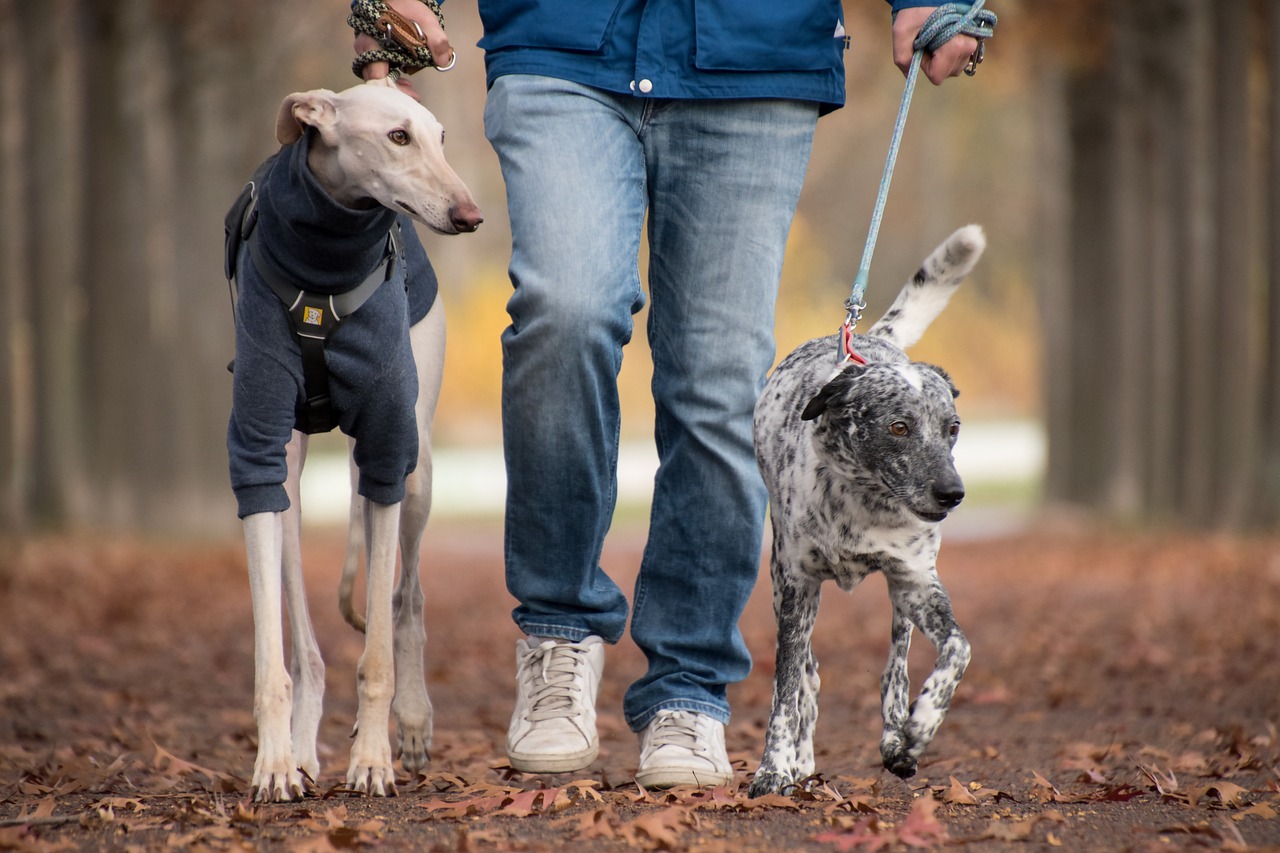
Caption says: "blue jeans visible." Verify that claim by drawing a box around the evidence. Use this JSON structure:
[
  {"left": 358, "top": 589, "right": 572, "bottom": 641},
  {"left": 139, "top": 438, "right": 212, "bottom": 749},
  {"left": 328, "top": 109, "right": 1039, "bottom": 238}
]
[{"left": 484, "top": 75, "right": 818, "bottom": 731}]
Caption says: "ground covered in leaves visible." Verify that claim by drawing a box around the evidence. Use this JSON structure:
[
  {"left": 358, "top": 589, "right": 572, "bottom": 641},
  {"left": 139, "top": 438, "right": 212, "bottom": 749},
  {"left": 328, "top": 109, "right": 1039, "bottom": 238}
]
[{"left": 2, "top": 521, "right": 1279, "bottom": 851}]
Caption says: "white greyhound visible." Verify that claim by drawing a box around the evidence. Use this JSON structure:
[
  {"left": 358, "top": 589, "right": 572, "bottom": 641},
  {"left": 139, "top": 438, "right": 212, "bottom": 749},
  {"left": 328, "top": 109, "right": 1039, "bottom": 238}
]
[{"left": 235, "top": 78, "right": 480, "bottom": 802}]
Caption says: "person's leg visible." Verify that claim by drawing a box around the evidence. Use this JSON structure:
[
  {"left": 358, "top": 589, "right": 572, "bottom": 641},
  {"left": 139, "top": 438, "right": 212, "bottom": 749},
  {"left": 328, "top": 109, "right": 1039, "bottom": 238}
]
[
  {"left": 485, "top": 74, "right": 649, "bottom": 644},
  {"left": 625, "top": 98, "right": 819, "bottom": 737},
  {"left": 484, "top": 74, "right": 648, "bottom": 771}
]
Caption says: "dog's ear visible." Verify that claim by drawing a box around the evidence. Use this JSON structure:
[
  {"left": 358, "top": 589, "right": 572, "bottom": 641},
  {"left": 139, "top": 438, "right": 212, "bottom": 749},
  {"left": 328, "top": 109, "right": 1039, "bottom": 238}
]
[
  {"left": 276, "top": 89, "right": 339, "bottom": 144},
  {"left": 800, "top": 364, "right": 867, "bottom": 421},
  {"left": 919, "top": 362, "right": 960, "bottom": 399}
]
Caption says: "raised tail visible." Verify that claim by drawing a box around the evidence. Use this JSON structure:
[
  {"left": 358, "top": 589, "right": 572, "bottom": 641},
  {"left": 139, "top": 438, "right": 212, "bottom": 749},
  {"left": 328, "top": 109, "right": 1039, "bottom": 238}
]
[{"left": 866, "top": 225, "right": 986, "bottom": 350}]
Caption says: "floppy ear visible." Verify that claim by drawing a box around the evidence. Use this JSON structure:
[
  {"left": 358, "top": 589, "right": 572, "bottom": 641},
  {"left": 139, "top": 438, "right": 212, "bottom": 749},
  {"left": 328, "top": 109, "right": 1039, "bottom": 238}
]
[
  {"left": 919, "top": 362, "right": 960, "bottom": 399},
  {"left": 800, "top": 363, "right": 867, "bottom": 421},
  {"left": 276, "top": 89, "right": 339, "bottom": 144}
]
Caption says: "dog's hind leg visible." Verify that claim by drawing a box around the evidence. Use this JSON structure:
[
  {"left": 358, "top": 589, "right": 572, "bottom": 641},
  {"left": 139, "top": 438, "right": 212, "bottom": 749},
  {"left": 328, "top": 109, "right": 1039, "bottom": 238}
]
[
  {"left": 338, "top": 461, "right": 367, "bottom": 633},
  {"left": 244, "top": 510, "right": 305, "bottom": 802},
  {"left": 750, "top": 553, "right": 822, "bottom": 798},
  {"left": 282, "top": 431, "right": 324, "bottom": 784},
  {"left": 881, "top": 570, "right": 970, "bottom": 778},
  {"left": 346, "top": 498, "right": 402, "bottom": 797},
  {"left": 390, "top": 301, "right": 445, "bottom": 775}
]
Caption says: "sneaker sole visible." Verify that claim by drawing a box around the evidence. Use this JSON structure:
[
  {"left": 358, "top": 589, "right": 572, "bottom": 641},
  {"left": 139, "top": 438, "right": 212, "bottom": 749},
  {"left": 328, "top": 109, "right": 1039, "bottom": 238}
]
[
  {"left": 635, "top": 765, "right": 733, "bottom": 790},
  {"left": 507, "top": 742, "right": 598, "bottom": 774}
]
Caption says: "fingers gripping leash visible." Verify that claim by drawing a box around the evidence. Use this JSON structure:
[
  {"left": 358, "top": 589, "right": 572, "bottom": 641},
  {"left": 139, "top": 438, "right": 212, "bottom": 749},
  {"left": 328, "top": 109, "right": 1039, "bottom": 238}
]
[{"left": 349, "top": 0, "right": 454, "bottom": 78}]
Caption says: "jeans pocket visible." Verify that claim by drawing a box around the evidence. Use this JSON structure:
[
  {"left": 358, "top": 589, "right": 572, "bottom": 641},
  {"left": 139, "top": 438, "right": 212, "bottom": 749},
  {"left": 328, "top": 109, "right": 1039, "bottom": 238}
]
[{"left": 693, "top": 0, "right": 843, "bottom": 71}]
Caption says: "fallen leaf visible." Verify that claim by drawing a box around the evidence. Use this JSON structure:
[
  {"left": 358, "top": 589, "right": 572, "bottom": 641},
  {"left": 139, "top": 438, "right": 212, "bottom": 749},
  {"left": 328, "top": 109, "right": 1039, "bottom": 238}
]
[
  {"left": 1231, "top": 801, "right": 1277, "bottom": 821},
  {"left": 814, "top": 816, "right": 895, "bottom": 852},
  {"left": 1185, "top": 782, "right": 1249, "bottom": 808},
  {"left": 935, "top": 776, "right": 978, "bottom": 805},
  {"left": 897, "top": 796, "right": 949, "bottom": 848}
]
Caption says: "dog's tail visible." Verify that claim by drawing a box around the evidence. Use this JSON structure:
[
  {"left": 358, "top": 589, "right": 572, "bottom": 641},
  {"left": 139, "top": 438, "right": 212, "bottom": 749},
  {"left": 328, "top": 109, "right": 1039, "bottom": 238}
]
[{"left": 866, "top": 224, "right": 985, "bottom": 350}]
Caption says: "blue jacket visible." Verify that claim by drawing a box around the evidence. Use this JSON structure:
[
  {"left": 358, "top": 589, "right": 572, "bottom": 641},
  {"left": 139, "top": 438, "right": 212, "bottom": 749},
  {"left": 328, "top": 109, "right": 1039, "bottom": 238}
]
[{"left": 477, "top": 0, "right": 935, "bottom": 115}]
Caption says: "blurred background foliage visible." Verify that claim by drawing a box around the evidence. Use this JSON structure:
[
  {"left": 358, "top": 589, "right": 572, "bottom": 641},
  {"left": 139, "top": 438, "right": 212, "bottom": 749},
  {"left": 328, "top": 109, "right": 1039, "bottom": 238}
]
[{"left": 2, "top": 0, "right": 1278, "bottom": 536}]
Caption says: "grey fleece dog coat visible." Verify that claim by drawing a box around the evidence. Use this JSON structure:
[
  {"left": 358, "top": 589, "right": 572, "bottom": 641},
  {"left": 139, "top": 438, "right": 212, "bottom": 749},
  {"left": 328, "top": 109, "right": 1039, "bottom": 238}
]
[{"left": 227, "top": 129, "right": 438, "bottom": 518}]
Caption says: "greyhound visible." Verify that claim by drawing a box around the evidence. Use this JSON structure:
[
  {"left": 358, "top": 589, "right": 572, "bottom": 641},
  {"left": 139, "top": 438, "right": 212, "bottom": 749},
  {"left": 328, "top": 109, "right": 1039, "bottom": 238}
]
[
  {"left": 228, "top": 78, "right": 480, "bottom": 802},
  {"left": 748, "top": 226, "right": 983, "bottom": 796}
]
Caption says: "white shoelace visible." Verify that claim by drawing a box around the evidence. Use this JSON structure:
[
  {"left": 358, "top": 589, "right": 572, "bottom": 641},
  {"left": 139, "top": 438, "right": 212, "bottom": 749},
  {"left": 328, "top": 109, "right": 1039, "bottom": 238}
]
[
  {"left": 644, "top": 712, "right": 709, "bottom": 756},
  {"left": 519, "top": 642, "right": 590, "bottom": 723}
]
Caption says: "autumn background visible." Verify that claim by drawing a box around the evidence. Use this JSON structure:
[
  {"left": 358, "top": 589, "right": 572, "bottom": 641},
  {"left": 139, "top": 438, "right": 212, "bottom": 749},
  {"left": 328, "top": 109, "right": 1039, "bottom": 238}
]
[
  {"left": 8, "top": 0, "right": 1279, "bottom": 534},
  {"left": 2, "top": 1, "right": 1280, "bottom": 851}
]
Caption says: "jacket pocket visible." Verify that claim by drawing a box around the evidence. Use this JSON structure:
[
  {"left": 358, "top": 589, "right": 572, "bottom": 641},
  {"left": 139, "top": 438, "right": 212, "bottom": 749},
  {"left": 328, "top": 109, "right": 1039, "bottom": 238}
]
[
  {"left": 479, "top": 0, "right": 626, "bottom": 53},
  {"left": 693, "top": 0, "right": 843, "bottom": 72}
]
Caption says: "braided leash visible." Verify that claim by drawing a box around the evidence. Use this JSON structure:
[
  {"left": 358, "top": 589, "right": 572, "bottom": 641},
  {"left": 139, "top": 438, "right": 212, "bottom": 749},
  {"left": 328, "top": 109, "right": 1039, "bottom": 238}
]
[
  {"left": 837, "top": 1, "right": 997, "bottom": 366},
  {"left": 349, "top": 0, "right": 451, "bottom": 78}
]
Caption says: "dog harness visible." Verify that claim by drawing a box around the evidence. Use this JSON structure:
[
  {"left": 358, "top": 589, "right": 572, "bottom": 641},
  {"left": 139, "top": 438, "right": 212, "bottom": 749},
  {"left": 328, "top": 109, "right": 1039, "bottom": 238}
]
[{"left": 224, "top": 155, "right": 403, "bottom": 435}]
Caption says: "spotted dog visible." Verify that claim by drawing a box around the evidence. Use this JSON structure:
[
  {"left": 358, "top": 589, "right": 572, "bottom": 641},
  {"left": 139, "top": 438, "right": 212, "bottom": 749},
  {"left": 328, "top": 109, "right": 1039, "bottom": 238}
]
[{"left": 748, "top": 225, "right": 985, "bottom": 797}]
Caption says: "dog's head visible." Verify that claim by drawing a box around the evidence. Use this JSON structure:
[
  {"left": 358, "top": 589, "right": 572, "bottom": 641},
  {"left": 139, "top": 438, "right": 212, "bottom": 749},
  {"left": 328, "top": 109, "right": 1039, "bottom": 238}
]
[
  {"left": 800, "top": 361, "right": 964, "bottom": 523},
  {"left": 277, "top": 78, "right": 482, "bottom": 235}
]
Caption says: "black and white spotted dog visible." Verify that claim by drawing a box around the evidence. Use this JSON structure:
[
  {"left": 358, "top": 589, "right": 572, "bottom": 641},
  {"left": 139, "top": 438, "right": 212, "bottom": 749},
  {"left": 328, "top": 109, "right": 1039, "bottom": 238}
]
[{"left": 749, "top": 225, "right": 985, "bottom": 797}]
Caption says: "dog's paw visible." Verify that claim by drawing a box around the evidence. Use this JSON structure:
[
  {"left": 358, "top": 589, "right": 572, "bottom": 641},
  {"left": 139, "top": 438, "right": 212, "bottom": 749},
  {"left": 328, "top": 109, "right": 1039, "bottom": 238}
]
[
  {"left": 396, "top": 727, "right": 431, "bottom": 776},
  {"left": 393, "top": 698, "right": 433, "bottom": 775},
  {"left": 347, "top": 761, "right": 398, "bottom": 798},
  {"left": 252, "top": 763, "right": 307, "bottom": 803},
  {"left": 748, "top": 768, "right": 801, "bottom": 798},
  {"left": 879, "top": 730, "right": 919, "bottom": 779}
]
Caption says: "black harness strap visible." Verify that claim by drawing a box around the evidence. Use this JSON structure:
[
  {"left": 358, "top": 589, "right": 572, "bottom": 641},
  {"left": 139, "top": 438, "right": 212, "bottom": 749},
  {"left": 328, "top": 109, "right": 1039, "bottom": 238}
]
[{"left": 223, "top": 165, "right": 403, "bottom": 435}]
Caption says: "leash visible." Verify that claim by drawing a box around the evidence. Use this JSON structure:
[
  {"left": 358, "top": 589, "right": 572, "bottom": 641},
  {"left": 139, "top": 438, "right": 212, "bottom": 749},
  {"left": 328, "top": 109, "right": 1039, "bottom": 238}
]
[
  {"left": 837, "top": 1, "right": 997, "bottom": 367},
  {"left": 348, "top": 0, "right": 455, "bottom": 78}
]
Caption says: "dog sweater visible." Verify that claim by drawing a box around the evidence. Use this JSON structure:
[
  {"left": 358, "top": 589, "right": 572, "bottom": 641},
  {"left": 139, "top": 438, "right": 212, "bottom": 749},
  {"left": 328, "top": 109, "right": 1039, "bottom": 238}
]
[{"left": 227, "top": 129, "right": 438, "bottom": 518}]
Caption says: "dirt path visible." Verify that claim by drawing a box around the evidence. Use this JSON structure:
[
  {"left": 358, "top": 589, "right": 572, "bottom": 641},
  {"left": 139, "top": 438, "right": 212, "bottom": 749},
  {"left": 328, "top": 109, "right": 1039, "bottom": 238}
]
[{"left": 2, "top": 524, "right": 1279, "bottom": 851}]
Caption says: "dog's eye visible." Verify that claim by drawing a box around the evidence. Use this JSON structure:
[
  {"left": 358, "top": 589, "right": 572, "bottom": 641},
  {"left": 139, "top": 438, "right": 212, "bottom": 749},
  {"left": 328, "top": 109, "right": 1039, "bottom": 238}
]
[
  {"left": 889, "top": 421, "right": 910, "bottom": 437},
  {"left": 388, "top": 129, "right": 410, "bottom": 146},
  {"left": 949, "top": 421, "right": 961, "bottom": 437}
]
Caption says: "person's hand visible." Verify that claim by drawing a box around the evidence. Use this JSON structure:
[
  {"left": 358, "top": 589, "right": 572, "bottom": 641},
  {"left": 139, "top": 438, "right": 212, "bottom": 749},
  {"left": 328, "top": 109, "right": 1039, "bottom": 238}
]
[
  {"left": 891, "top": 7, "right": 979, "bottom": 85},
  {"left": 355, "top": 0, "right": 453, "bottom": 99}
]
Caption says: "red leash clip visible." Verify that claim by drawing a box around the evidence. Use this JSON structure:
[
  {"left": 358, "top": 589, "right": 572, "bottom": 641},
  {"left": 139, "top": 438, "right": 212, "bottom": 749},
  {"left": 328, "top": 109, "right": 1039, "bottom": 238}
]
[{"left": 838, "top": 316, "right": 868, "bottom": 367}]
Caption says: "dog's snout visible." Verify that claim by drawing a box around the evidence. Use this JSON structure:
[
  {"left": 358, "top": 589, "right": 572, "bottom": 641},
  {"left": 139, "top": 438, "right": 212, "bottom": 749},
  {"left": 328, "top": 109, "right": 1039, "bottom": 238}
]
[
  {"left": 932, "top": 478, "right": 965, "bottom": 509},
  {"left": 450, "top": 200, "right": 484, "bottom": 233}
]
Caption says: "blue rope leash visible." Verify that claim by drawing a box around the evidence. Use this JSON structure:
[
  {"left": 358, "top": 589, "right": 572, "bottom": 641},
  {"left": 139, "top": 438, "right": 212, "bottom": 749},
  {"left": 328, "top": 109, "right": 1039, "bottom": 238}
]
[{"left": 838, "top": 1, "right": 997, "bottom": 362}]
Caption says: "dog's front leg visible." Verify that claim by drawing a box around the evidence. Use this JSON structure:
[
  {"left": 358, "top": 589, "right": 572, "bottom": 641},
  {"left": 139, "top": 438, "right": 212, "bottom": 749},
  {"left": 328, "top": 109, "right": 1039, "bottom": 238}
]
[
  {"left": 346, "top": 498, "right": 401, "bottom": 797},
  {"left": 750, "top": 556, "right": 822, "bottom": 798},
  {"left": 879, "top": 605, "right": 916, "bottom": 777},
  {"left": 244, "top": 511, "right": 305, "bottom": 802},
  {"left": 883, "top": 571, "right": 970, "bottom": 778},
  {"left": 282, "top": 432, "right": 324, "bottom": 784}
]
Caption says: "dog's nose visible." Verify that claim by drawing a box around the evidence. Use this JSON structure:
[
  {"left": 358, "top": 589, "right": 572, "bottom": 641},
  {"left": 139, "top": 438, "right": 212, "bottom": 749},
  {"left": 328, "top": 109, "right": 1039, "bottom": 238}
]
[
  {"left": 932, "top": 480, "right": 965, "bottom": 509},
  {"left": 450, "top": 200, "right": 484, "bottom": 233}
]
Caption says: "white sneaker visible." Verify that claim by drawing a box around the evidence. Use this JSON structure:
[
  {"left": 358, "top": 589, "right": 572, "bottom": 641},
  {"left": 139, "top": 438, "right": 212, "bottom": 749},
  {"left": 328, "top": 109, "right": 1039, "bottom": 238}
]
[
  {"left": 506, "top": 635, "right": 604, "bottom": 773},
  {"left": 635, "top": 710, "right": 733, "bottom": 789}
]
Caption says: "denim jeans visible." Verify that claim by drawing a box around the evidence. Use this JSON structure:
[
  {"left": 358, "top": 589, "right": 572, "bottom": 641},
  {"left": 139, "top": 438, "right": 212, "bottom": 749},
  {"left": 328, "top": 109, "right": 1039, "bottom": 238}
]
[{"left": 484, "top": 75, "right": 818, "bottom": 731}]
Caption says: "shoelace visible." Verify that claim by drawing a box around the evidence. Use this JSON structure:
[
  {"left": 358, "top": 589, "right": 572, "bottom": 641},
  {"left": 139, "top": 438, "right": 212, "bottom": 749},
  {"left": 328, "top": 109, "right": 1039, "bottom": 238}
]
[
  {"left": 643, "top": 712, "right": 710, "bottom": 757},
  {"left": 519, "top": 642, "right": 590, "bottom": 723}
]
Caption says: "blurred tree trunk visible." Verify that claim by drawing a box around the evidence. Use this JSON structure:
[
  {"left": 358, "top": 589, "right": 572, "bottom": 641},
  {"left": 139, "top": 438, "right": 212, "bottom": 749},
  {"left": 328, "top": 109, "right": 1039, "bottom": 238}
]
[
  {"left": 1046, "top": 0, "right": 1278, "bottom": 528},
  {"left": 1261, "top": 0, "right": 1280, "bottom": 523},
  {"left": 0, "top": 0, "right": 31, "bottom": 529},
  {"left": 22, "top": 0, "right": 88, "bottom": 525},
  {"left": 0, "top": 0, "right": 325, "bottom": 535}
]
